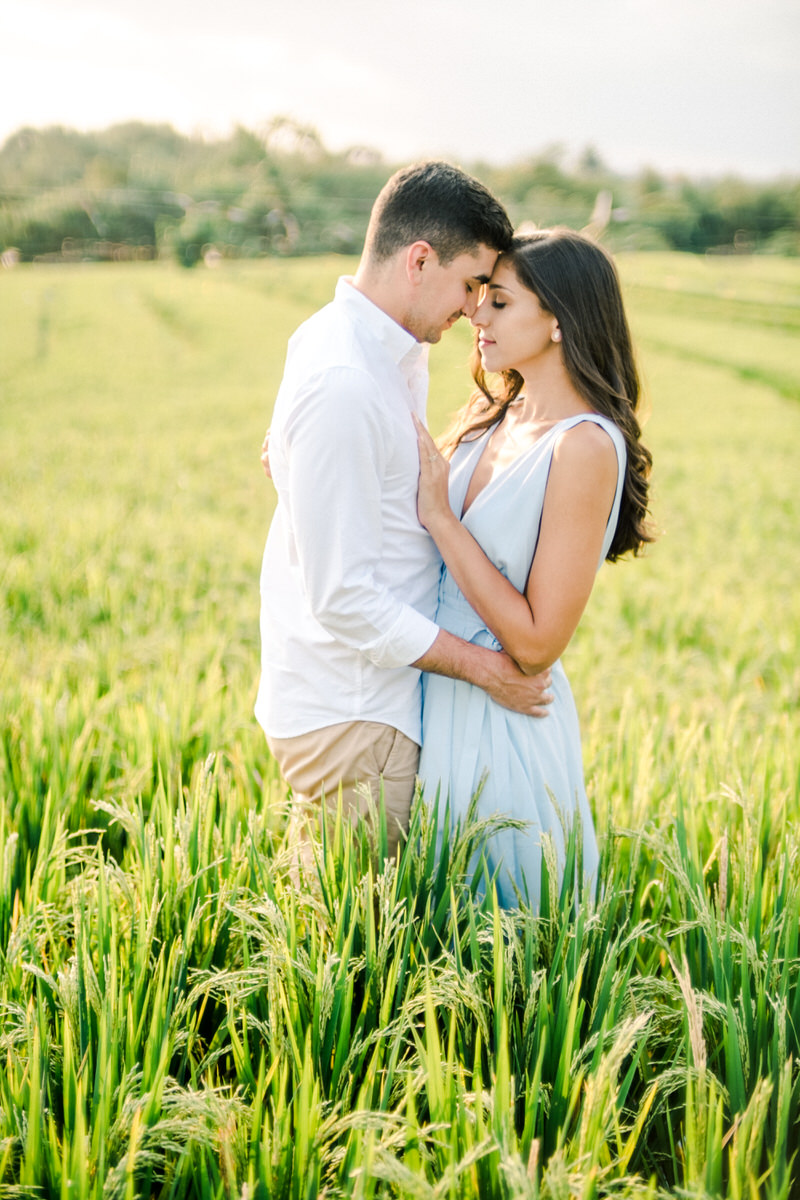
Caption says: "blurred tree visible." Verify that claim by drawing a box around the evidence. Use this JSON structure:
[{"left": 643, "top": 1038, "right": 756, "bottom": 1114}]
[
  {"left": 262, "top": 116, "right": 325, "bottom": 161},
  {"left": 577, "top": 145, "right": 607, "bottom": 176},
  {"left": 0, "top": 122, "right": 796, "bottom": 262},
  {"left": 0, "top": 127, "right": 89, "bottom": 190}
]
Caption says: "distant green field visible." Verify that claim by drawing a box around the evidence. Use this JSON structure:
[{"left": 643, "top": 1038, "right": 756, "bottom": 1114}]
[{"left": 1, "top": 253, "right": 798, "bottom": 1197}]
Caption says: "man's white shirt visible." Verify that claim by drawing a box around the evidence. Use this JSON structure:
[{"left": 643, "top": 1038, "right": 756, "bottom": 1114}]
[{"left": 255, "top": 278, "right": 442, "bottom": 745}]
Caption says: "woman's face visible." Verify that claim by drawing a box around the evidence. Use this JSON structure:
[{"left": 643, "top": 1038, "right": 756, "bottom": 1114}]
[{"left": 471, "top": 259, "right": 560, "bottom": 375}]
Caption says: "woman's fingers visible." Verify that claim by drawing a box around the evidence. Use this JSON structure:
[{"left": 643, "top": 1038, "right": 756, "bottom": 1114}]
[
  {"left": 412, "top": 413, "right": 444, "bottom": 474},
  {"left": 260, "top": 430, "right": 273, "bottom": 479},
  {"left": 412, "top": 412, "right": 435, "bottom": 453}
]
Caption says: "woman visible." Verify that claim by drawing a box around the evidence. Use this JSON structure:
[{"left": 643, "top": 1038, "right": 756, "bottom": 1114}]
[{"left": 414, "top": 228, "right": 652, "bottom": 909}]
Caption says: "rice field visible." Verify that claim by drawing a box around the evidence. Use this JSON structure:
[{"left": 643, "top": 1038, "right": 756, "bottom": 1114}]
[{"left": 0, "top": 250, "right": 798, "bottom": 1197}]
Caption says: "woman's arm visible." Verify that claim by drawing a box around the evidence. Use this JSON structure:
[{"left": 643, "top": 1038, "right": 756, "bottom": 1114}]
[{"left": 414, "top": 415, "right": 618, "bottom": 674}]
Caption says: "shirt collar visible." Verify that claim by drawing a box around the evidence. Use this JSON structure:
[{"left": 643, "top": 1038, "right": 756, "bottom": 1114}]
[{"left": 335, "top": 276, "right": 427, "bottom": 371}]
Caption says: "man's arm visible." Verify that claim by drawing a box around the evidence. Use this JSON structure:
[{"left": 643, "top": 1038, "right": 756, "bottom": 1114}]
[
  {"left": 414, "top": 630, "right": 552, "bottom": 717},
  {"left": 280, "top": 366, "right": 440, "bottom": 669},
  {"left": 260, "top": 429, "right": 272, "bottom": 478}
]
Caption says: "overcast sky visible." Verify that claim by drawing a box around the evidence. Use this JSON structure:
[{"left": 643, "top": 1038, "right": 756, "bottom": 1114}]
[{"left": 2, "top": 0, "right": 798, "bottom": 178}]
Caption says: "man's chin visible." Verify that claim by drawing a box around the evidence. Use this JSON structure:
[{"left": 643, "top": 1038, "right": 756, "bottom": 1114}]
[{"left": 429, "top": 316, "right": 460, "bottom": 343}]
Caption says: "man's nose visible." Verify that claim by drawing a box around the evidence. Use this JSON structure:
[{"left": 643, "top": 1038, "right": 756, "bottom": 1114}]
[{"left": 463, "top": 290, "right": 480, "bottom": 318}]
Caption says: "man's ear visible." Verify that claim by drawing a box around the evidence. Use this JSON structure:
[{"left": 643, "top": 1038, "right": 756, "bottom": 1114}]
[{"left": 405, "top": 240, "right": 435, "bottom": 286}]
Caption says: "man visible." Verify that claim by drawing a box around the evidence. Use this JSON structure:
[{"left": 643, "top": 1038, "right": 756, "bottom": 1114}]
[{"left": 256, "top": 161, "right": 551, "bottom": 860}]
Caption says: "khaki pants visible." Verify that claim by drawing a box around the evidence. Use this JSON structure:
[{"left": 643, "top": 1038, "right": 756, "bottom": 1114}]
[{"left": 267, "top": 720, "right": 420, "bottom": 866}]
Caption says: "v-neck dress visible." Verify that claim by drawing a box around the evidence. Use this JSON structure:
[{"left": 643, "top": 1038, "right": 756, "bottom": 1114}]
[{"left": 418, "top": 413, "right": 627, "bottom": 909}]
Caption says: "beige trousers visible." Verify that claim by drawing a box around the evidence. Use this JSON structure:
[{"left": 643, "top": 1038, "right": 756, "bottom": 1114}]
[{"left": 267, "top": 720, "right": 420, "bottom": 864}]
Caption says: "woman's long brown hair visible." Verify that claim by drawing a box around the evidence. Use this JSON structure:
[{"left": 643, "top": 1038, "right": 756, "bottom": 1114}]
[{"left": 439, "top": 228, "right": 653, "bottom": 560}]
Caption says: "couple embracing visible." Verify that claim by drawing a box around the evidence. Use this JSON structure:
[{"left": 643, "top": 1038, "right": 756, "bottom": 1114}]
[{"left": 256, "top": 161, "right": 652, "bottom": 908}]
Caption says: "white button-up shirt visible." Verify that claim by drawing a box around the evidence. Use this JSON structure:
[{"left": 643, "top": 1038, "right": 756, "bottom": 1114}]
[{"left": 255, "top": 277, "right": 441, "bottom": 745}]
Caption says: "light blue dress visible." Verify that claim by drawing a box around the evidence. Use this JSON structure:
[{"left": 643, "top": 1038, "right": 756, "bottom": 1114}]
[{"left": 418, "top": 413, "right": 627, "bottom": 909}]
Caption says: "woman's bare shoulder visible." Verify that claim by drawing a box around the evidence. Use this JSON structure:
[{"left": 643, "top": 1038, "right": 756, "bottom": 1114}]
[{"left": 552, "top": 417, "right": 618, "bottom": 474}]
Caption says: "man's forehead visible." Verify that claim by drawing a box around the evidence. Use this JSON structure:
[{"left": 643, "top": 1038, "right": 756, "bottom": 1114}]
[{"left": 463, "top": 244, "right": 498, "bottom": 282}]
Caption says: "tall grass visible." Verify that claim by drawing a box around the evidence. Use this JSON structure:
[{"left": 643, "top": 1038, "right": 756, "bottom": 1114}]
[{"left": 1, "top": 253, "right": 799, "bottom": 1195}]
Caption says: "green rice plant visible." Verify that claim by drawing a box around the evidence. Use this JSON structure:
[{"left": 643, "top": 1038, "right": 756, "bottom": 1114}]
[
  {"left": 0, "top": 756, "right": 274, "bottom": 1195},
  {"left": 639, "top": 800, "right": 800, "bottom": 1193}
]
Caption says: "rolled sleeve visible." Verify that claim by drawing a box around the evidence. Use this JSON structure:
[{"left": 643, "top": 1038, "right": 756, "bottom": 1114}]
[
  {"left": 359, "top": 605, "right": 439, "bottom": 669},
  {"left": 283, "top": 366, "right": 439, "bottom": 669}
]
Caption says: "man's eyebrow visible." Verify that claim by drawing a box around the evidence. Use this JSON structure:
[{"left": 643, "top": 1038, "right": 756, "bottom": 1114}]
[{"left": 473, "top": 274, "right": 491, "bottom": 284}]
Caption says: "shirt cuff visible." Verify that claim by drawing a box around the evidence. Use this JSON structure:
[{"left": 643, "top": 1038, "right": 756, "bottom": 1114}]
[{"left": 360, "top": 608, "right": 440, "bottom": 670}]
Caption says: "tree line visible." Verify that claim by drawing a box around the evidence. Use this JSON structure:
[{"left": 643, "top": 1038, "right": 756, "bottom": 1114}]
[{"left": 1, "top": 118, "right": 797, "bottom": 265}]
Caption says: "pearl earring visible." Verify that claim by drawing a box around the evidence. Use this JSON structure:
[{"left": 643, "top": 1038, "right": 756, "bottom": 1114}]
[{"left": 552, "top": 329, "right": 562, "bottom": 342}]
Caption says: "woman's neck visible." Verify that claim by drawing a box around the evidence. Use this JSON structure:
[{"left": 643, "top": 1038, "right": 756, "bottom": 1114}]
[{"left": 512, "top": 361, "right": 591, "bottom": 424}]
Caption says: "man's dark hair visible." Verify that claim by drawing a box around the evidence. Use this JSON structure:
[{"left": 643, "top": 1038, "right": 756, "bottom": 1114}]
[{"left": 364, "top": 161, "right": 513, "bottom": 264}]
